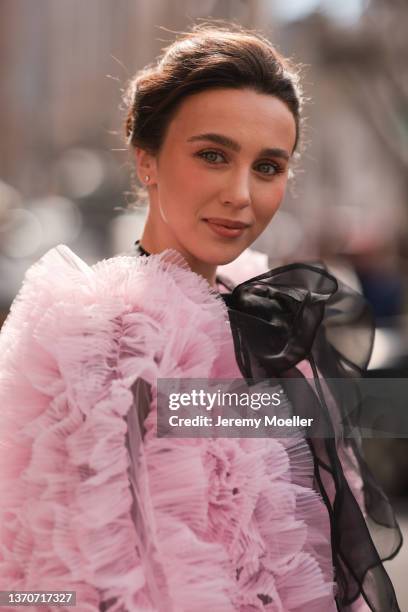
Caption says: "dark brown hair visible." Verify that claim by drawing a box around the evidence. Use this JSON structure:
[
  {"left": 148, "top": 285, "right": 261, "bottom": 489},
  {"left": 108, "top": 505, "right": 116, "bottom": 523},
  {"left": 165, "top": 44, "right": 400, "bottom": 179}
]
[{"left": 124, "top": 24, "right": 303, "bottom": 156}]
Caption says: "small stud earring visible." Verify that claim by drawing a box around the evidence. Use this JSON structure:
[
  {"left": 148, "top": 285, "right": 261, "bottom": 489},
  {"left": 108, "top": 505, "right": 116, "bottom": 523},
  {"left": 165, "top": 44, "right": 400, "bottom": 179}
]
[{"left": 144, "top": 175, "right": 150, "bottom": 183}]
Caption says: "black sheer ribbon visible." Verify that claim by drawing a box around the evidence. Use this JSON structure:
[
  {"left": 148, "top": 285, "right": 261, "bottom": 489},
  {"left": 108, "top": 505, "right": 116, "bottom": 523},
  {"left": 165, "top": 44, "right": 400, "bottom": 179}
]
[{"left": 221, "top": 262, "right": 402, "bottom": 612}]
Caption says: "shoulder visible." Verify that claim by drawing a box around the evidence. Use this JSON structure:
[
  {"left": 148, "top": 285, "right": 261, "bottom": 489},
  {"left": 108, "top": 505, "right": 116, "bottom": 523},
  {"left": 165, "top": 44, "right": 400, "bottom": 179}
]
[
  {"left": 0, "top": 245, "right": 229, "bottom": 370},
  {"left": 90, "top": 247, "right": 226, "bottom": 320},
  {"left": 5, "top": 244, "right": 224, "bottom": 317}
]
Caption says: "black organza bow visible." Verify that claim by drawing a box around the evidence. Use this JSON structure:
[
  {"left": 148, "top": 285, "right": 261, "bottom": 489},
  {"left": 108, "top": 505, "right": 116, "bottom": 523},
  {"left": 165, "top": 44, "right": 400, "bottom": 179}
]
[
  {"left": 222, "top": 262, "right": 402, "bottom": 612},
  {"left": 223, "top": 263, "right": 338, "bottom": 375}
]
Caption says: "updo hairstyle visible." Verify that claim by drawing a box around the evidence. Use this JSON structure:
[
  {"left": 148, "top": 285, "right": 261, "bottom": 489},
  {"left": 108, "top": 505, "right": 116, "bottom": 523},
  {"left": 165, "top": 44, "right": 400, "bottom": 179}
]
[{"left": 124, "top": 24, "right": 303, "bottom": 158}]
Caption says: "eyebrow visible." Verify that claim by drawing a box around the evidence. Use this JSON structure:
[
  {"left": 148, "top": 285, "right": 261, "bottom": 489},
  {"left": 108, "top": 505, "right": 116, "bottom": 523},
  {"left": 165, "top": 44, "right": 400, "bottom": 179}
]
[{"left": 186, "top": 132, "right": 290, "bottom": 160}]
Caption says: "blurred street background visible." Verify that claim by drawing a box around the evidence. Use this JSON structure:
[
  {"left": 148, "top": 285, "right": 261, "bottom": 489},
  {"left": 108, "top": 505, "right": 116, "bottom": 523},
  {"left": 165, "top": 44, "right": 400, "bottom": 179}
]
[{"left": 1, "top": 0, "right": 407, "bottom": 607}]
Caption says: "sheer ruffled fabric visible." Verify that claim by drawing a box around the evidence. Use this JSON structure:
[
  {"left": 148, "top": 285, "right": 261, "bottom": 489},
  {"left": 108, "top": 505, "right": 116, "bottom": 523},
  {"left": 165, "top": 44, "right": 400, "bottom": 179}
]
[
  {"left": 0, "top": 245, "right": 337, "bottom": 611},
  {"left": 221, "top": 262, "right": 402, "bottom": 611}
]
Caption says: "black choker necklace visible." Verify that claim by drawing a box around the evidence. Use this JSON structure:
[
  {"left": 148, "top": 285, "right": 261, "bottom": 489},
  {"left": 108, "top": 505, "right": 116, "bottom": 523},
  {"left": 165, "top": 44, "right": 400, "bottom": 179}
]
[
  {"left": 134, "top": 240, "right": 150, "bottom": 257},
  {"left": 134, "top": 239, "right": 234, "bottom": 293}
]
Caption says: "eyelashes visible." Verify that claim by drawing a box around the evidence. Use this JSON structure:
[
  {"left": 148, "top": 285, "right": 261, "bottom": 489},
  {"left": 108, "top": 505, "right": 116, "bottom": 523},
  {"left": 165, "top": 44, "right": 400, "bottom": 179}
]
[
  {"left": 195, "top": 149, "right": 285, "bottom": 176},
  {"left": 198, "top": 150, "right": 225, "bottom": 164},
  {"left": 256, "top": 161, "right": 284, "bottom": 176}
]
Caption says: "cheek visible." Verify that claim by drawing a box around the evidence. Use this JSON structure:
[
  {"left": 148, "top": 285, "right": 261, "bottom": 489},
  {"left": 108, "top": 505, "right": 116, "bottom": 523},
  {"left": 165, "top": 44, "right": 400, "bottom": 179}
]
[
  {"left": 255, "top": 182, "right": 287, "bottom": 225},
  {"left": 160, "top": 159, "right": 210, "bottom": 212},
  {"left": 158, "top": 167, "right": 205, "bottom": 226}
]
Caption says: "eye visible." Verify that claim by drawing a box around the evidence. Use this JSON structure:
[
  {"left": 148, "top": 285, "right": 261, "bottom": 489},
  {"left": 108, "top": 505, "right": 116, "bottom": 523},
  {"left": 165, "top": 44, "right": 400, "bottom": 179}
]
[
  {"left": 197, "top": 149, "right": 226, "bottom": 164},
  {"left": 254, "top": 161, "right": 283, "bottom": 176}
]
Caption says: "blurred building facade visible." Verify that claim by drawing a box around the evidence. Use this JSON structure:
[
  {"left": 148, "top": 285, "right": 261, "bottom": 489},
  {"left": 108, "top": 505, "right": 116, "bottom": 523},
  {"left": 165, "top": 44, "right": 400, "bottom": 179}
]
[
  {"left": 1, "top": 0, "right": 408, "bottom": 605},
  {"left": 1, "top": 0, "right": 408, "bottom": 342},
  {"left": 1, "top": 0, "right": 407, "bottom": 306}
]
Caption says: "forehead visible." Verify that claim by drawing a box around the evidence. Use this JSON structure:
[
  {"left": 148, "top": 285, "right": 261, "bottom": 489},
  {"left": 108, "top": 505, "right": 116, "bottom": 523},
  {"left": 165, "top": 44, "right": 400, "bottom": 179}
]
[{"left": 165, "top": 87, "right": 297, "bottom": 152}]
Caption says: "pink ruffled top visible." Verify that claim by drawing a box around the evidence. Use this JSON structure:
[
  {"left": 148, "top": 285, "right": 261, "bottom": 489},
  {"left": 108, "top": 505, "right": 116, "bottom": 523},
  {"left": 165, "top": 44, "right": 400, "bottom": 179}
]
[{"left": 0, "top": 246, "right": 341, "bottom": 611}]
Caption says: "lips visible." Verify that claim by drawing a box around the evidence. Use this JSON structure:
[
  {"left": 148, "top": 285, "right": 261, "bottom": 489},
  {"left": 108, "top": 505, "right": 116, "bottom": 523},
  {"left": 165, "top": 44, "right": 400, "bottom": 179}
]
[
  {"left": 204, "top": 217, "right": 251, "bottom": 229},
  {"left": 203, "top": 217, "right": 251, "bottom": 239}
]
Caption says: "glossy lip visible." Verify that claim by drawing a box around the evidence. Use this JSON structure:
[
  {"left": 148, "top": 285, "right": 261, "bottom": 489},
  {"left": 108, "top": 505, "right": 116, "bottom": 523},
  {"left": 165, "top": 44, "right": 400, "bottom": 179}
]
[
  {"left": 204, "top": 217, "right": 251, "bottom": 229},
  {"left": 203, "top": 218, "right": 251, "bottom": 239}
]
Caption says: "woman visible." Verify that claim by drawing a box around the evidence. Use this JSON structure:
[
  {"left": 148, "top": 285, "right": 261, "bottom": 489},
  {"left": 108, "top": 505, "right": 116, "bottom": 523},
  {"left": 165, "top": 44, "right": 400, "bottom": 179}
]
[{"left": 0, "top": 24, "right": 402, "bottom": 611}]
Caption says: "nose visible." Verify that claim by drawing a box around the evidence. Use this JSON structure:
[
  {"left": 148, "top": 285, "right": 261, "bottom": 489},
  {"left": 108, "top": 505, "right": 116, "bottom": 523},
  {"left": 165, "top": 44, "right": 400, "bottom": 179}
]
[{"left": 220, "top": 168, "right": 251, "bottom": 210}]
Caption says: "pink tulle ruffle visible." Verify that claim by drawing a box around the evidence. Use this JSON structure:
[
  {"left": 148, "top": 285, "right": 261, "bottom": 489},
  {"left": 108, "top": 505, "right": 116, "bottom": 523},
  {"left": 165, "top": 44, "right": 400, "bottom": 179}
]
[{"left": 0, "top": 246, "right": 336, "bottom": 611}]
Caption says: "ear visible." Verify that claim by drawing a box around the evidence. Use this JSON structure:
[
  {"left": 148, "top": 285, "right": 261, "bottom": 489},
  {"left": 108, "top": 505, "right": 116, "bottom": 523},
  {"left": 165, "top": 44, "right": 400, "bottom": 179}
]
[{"left": 134, "top": 147, "right": 158, "bottom": 186}]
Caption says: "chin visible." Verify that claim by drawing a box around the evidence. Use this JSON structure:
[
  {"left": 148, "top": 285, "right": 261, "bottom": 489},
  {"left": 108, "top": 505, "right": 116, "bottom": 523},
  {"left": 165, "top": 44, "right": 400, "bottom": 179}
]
[{"left": 198, "top": 245, "right": 247, "bottom": 266}]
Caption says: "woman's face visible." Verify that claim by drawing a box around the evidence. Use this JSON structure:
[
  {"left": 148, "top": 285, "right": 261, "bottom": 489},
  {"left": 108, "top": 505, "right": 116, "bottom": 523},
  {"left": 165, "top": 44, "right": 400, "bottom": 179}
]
[{"left": 137, "top": 87, "right": 297, "bottom": 268}]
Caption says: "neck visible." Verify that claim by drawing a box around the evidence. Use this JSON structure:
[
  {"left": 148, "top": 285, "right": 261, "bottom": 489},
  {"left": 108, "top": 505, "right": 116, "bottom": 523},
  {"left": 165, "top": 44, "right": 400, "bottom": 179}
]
[{"left": 140, "top": 215, "right": 218, "bottom": 287}]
